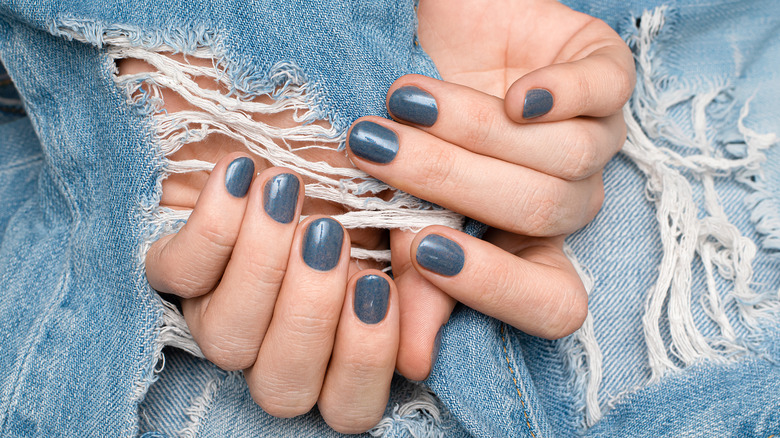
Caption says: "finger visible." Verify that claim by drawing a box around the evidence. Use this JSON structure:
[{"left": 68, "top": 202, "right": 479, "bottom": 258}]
[
  {"left": 246, "top": 216, "right": 350, "bottom": 417},
  {"left": 411, "top": 226, "right": 588, "bottom": 339},
  {"left": 318, "top": 271, "right": 399, "bottom": 434},
  {"left": 181, "top": 168, "right": 303, "bottom": 371},
  {"left": 145, "top": 153, "right": 256, "bottom": 298},
  {"left": 504, "top": 43, "right": 636, "bottom": 122},
  {"left": 346, "top": 118, "right": 604, "bottom": 236},
  {"left": 386, "top": 75, "right": 626, "bottom": 180},
  {"left": 389, "top": 229, "right": 454, "bottom": 381}
]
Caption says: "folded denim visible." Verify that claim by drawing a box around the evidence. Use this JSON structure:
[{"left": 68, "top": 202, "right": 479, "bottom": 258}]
[{"left": 0, "top": 0, "right": 778, "bottom": 437}]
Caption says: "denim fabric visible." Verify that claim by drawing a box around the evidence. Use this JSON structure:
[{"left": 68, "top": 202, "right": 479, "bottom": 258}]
[{"left": 1, "top": 1, "right": 779, "bottom": 438}]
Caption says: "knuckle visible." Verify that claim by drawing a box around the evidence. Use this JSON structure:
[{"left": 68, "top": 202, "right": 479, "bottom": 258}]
[
  {"left": 153, "top": 257, "right": 214, "bottom": 298},
  {"left": 560, "top": 126, "right": 600, "bottom": 180},
  {"left": 510, "top": 184, "right": 564, "bottom": 236},
  {"left": 244, "top": 256, "right": 288, "bottom": 291},
  {"left": 540, "top": 275, "right": 589, "bottom": 339},
  {"left": 416, "top": 145, "right": 458, "bottom": 189},
  {"left": 611, "top": 62, "right": 635, "bottom": 106},
  {"left": 192, "top": 217, "right": 237, "bottom": 251},
  {"left": 342, "top": 350, "right": 395, "bottom": 382},
  {"left": 250, "top": 383, "right": 317, "bottom": 418},
  {"left": 323, "top": 410, "right": 383, "bottom": 435},
  {"left": 198, "top": 335, "right": 258, "bottom": 371},
  {"left": 463, "top": 102, "right": 498, "bottom": 149},
  {"left": 473, "top": 262, "right": 519, "bottom": 310}
]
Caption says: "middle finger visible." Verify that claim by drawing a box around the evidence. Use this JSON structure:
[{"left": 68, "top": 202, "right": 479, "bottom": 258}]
[{"left": 245, "top": 215, "right": 351, "bottom": 418}]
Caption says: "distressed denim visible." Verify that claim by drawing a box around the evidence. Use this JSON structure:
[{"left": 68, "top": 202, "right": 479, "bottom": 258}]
[{"left": 1, "top": 0, "right": 779, "bottom": 437}]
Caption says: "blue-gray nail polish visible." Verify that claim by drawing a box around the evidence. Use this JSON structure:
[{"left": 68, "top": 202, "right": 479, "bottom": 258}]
[
  {"left": 416, "top": 234, "right": 464, "bottom": 276},
  {"left": 302, "top": 218, "right": 344, "bottom": 271},
  {"left": 388, "top": 86, "right": 438, "bottom": 127},
  {"left": 431, "top": 326, "right": 443, "bottom": 370},
  {"left": 354, "top": 275, "right": 390, "bottom": 324},
  {"left": 523, "top": 88, "right": 553, "bottom": 119},
  {"left": 348, "top": 121, "right": 399, "bottom": 164},
  {"left": 224, "top": 157, "right": 255, "bottom": 198},
  {"left": 263, "top": 173, "right": 299, "bottom": 224}
]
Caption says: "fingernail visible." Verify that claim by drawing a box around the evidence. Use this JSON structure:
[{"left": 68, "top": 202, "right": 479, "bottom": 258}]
[
  {"left": 523, "top": 88, "right": 553, "bottom": 119},
  {"left": 263, "top": 173, "right": 300, "bottom": 224},
  {"left": 348, "top": 121, "right": 399, "bottom": 164},
  {"left": 302, "top": 218, "right": 344, "bottom": 271},
  {"left": 431, "top": 325, "right": 444, "bottom": 370},
  {"left": 354, "top": 275, "right": 390, "bottom": 324},
  {"left": 224, "top": 157, "right": 255, "bottom": 198},
  {"left": 416, "top": 234, "right": 464, "bottom": 276},
  {"left": 388, "top": 86, "right": 438, "bottom": 127}
]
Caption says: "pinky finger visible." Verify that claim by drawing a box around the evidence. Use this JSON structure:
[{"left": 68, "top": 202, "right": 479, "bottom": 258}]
[{"left": 318, "top": 271, "right": 399, "bottom": 434}]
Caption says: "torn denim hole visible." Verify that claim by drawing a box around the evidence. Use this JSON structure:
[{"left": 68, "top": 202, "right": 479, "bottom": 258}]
[
  {"left": 51, "top": 20, "right": 464, "bottom": 434},
  {"left": 561, "top": 6, "right": 780, "bottom": 428},
  {"left": 369, "top": 381, "right": 446, "bottom": 438},
  {"left": 104, "top": 41, "right": 462, "bottom": 344},
  {"left": 107, "top": 45, "right": 464, "bottom": 260}
]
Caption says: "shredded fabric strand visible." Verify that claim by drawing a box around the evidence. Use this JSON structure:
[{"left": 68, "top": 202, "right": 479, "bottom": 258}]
[{"left": 624, "top": 6, "right": 779, "bottom": 383}]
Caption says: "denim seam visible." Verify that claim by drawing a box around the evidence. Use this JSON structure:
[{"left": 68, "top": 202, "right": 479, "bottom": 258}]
[{"left": 500, "top": 323, "right": 537, "bottom": 438}]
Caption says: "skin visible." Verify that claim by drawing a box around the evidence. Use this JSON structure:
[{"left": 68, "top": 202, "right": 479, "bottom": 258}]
[{"left": 139, "top": 0, "right": 635, "bottom": 433}]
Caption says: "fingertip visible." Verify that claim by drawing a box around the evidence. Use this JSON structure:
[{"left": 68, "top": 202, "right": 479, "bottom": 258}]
[
  {"left": 349, "top": 270, "right": 395, "bottom": 326},
  {"left": 411, "top": 226, "right": 466, "bottom": 278},
  {"left": 253, "top": 167, "right": 304, "bottom": 225},
  {"left": 346, "top": 117, "right": 400, "bottom": 165}
]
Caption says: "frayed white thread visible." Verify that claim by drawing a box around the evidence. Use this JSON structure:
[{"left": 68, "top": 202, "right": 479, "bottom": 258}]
[
  {"left": 178, "top": 372, "right": 237, "bottom": 438},
  {"left": 736, "top": 102, "right": 780, "bottom": 252},
  {"left": 560, "top": 243, "right": 603, "bottom": 427},
  {"left": 368, "top": 383, "right": 445, "bottom": 438},
  {"left": 625, "top": 7, "right": 780, "bottom": 382},
  {"left": 157, "top": 300, "right": 204, "bottom": 358},
  {"left": 110, "top": 46, "right": 464, "bottom": 257},
  {"left": 107, "top": 40, "right": 464, "bottom": 375}
]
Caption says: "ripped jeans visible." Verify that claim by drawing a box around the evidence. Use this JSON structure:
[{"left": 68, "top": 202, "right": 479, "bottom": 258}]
[{"left": 1, "top": 0, "right": 779, "bottom": 437}]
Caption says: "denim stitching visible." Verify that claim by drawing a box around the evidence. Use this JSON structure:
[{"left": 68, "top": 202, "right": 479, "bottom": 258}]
[{"left": 500, "top": 323, "right": 537, "bottom": 438}]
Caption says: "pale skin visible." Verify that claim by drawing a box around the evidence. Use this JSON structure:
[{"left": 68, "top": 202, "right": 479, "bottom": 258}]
[{"left": 134, "top": 0, "right": 635, "bottom": 433}]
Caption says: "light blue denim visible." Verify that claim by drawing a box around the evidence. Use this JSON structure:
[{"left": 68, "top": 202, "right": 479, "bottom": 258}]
[{"left": 1, "top": 1, "right": 779, "bottom": 437}]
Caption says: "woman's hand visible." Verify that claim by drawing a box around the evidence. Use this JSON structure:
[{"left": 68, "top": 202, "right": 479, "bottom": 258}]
[
  {"left": 345, "top": 0, "right": 635, "bottom": 379},
  {"left": 145, "top": 154, "right": 399, "bottom": 434}
]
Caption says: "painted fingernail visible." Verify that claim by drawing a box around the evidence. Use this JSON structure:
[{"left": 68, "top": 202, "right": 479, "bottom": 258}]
[
  {"left": 348, "top": 121, "right": 399, "bottom": 164},
  {"left": 224, "top": 157, "right": 255, "bottom": 198},
  {"left": 523, "top": 88, "right": 553, "bottom": 119},
  {"left": 302, "top": 218, "right": 344, "bottom": 271},
  {"left": 388, "top": 86, "right": 438, "bottom": 127},
  {"left": 416, "top": 234, "right": 464, "bottom": 276},
  {"left": 263, "top": 173, "right": 300, "bottom": 224},
  {"left": 354, "top": 275, "right": 390, "bottom": 324},
  {"left": 431, "top": 325, "right": 444, "bottom": 370}
]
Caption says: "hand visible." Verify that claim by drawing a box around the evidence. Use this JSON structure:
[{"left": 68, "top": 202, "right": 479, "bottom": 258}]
[
  {"left": 345, "top": 0, "right": 635, "bottom": 379},
  {"left": 145, "top": 154, "right": 399, "bottom": 434}
]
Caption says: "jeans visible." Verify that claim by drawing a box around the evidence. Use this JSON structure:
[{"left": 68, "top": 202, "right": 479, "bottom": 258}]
[{"left": 0, "top": 0, "right": 779, "bottom": 437}]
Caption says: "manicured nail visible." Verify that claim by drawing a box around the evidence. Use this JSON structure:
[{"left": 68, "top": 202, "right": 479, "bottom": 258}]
[
  {"left": 416, "top": 234, "right": 464, "bottom": 276},
  {"left": 431, "top": 326, "right": 443, "bottom": 370},
  {"left": 224, "top": 157, "right": 255, "bottom": 198},
  {"left": 302, "top": 218, "right": 344, "bottom": 271},
  {"left": 263, "top": 173, "right": 300, "bottom": 224},
  {"left": 348, "top": 121, "right": 399, "bottom": 164},
  {"left": 354, "top": 275, "right": 390, "bottom": 324},
  {"left": 388, "top": 86, "right": 438, "bottom": 127},
  {"left": 523, "top": 89, "right": 553, "bottom": 119}
]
